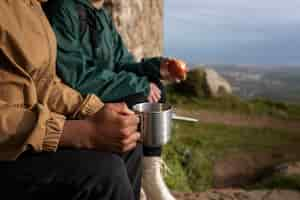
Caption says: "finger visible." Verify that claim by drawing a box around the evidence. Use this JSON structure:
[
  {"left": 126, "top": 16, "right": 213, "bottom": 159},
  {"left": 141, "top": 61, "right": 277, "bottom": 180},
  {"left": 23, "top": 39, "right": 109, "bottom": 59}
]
[
  {"left": 122, "top": 132, "right": 141, "bottom": 146},
  {"left": 119, "top": 114, "right": 140, "bottom": 128},
  {"left": 119, "top": 126, "right": 139, "bottom": 138},
  {"left": 147, "top": 87, "right": 154, "bottom": 103},
  {"left": 152, "top": 89, "right": 161, "bottom": 102},
  {"left": 120, "top": 142, "right": 138, "bottom": 153},
  {"left": 148, "top": 90, "right": 155, "bottom": 103},
  {"left": 152, "top": 83, "right": 161, "bottom": 93},
  {"left": 149, "top": 86, "right": 159, "bottom": 102},
  {"left": 150, "top": 94, "right": 157, "bottom": 103},
  {"left": 148, "top": 95, "right": 154, "bottom": 103},
  {"left": 152, "top": 93, "right": 160, "bottom": 103},
  {"left": 152, "top": 85, "right": 161, "bottom": 99}
]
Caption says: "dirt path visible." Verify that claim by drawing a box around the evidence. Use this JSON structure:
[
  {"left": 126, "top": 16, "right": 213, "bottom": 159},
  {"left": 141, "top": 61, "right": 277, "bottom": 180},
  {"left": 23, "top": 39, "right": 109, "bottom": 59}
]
[
  {"left": 175, "top": 108, "right": 300, "bottom": 132},
  {"left": 173, "top": 189, "right": 300, "bottom": 200}
]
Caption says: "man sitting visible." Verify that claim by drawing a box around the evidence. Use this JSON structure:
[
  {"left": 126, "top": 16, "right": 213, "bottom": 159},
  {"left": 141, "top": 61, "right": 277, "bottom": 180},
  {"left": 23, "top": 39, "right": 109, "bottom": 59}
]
[
  {"left": 44, "top": 0, "right": 186, "bottom": 199},
  {"left": 0, "top": 1, "right": 143, "bottom": 199}
]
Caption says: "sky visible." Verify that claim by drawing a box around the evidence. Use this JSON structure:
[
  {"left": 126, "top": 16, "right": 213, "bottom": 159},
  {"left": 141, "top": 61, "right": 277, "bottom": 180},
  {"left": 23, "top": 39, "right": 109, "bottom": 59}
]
[{"left": 164, "top": 0, "right": 300, "bottom": 65}]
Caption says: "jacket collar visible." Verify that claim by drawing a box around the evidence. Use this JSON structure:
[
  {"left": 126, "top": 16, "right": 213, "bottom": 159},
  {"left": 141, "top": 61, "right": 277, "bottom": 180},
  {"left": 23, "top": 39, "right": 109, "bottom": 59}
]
[
  {"left": 75, "top": 0, "right": 104, "bottom": 10},
  {"left": 76, "top": 0, "right": 94, "bottom": 9}
]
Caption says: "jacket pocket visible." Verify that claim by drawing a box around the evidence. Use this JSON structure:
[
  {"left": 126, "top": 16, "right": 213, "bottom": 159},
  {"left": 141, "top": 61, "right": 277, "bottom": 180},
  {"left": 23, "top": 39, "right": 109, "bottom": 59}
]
[
  {"left": 0, "top": 69, "right": 25, "bottom": 107},
  {"left": 0, "top": 84, "right": 25, "bottom": 107}
]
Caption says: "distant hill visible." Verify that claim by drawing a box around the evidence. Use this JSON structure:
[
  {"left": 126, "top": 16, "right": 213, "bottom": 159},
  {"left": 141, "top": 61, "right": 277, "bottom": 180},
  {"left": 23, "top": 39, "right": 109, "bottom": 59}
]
[{"left": 191, "top": 64, "right": 300, "bottom": 104}]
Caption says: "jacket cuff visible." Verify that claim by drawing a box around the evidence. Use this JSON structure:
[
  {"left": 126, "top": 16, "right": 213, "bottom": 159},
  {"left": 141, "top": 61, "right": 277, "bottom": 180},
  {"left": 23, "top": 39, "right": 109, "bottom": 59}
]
[
  {"left": 73, "top": 94, "right": 104, "bottom": 119},
  {"left": 141, "top": 57, "right": 163, "bottom": 80},
  {"left": 43, "top": 112, "right": 66, "bottom": 152}
]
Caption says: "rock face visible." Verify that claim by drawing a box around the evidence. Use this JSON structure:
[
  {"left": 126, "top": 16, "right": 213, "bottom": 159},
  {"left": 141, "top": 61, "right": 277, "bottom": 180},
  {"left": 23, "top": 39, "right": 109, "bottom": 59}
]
[
  {"left": 204, "top": 68, "right": 233, "bottom": 97},
  {"left": 173, "top": 68, "right": 232, "bottom": 98},
  {"left": 173, "top": 68, "right": 209, "bottom": 98},
  {"left": 104, "top": 0, "right": 163, "bottom": 60}
]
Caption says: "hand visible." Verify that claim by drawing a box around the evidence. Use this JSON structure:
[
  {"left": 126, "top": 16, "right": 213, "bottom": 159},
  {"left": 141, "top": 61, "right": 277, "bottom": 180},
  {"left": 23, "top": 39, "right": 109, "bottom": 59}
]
[
  {"left": 60, "top": 103, "right": 140, "bottom": 153},
  {"left": 147, "top": 83, "right": 161, "bottom": 103},
  {"left": 89, "top": 103, "right": 140, "bottom": 153},
  {"left": 160, "top": 58, "right": 188, "bottom": 82}
]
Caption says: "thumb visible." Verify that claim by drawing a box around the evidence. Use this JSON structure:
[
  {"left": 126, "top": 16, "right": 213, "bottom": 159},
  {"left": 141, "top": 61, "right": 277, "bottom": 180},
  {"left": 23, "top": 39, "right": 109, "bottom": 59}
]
[{"left": 113, "top": 102, "right": 135, "bottom": 115}]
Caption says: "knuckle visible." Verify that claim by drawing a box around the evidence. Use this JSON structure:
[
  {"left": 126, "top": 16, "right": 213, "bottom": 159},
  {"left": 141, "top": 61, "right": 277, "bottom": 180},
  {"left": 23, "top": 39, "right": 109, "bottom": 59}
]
[
  {"left": 121, "top": 103, "right": 128, "bottom": 111},
  {"left": 121, "top": 129, "right": 129, "bottom": 137},
  {"left": 131, "top": 143, "right": 137, "bottom": 150},
  {"left": 136, "top": 133, "right": 141, "bottom": 140},
  {"left": 121, "top": 119, "right": 128, "bottom": 127},
  {"left": 121, "top": 138, "right": 128, "bottom": 146},
  {"left": 117, "top": 118, "right": 126, "bottom": 128},
  {"left": 105, "top": 103, "right": 113, "bottom": 109}
]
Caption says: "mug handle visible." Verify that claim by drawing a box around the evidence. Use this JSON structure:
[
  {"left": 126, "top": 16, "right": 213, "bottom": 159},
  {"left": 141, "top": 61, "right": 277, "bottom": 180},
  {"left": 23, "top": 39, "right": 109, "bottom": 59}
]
[{"left": 136, "top": 112, "right": 144, "bottom": 143}]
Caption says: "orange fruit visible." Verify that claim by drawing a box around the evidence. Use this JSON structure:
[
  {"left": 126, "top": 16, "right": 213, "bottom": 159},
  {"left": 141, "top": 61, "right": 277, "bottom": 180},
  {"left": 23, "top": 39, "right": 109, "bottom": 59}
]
[{"left": 167, "top": 59, "right": 188, "bottom": 80}]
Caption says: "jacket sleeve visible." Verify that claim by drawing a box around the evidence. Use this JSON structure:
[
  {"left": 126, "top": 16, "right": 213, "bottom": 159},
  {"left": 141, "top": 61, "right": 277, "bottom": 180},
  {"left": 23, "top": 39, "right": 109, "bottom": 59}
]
[
  {"left": 0, "top": 2, "right": 103, "bottom": 160},
  {"left": 106, "top": 11, "right": 162, "bottom": 81},
  {"left": 0, "top": 51, "right": 102, "bottom": 162},
  {"left": 29, "top": 68, "right": 104, "bottom": 119},
  {"left": 0, "top": 60, "right": 66, "bottom": 160},
  {"left": 47, "top": 6, "right": 150, "bottom": 102}
]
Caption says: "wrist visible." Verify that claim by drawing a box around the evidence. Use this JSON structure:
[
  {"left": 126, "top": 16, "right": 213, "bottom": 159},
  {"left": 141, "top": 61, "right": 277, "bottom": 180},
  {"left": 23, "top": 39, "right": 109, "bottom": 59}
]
[{"left": 60, "top": 120, "right": 96, "bottom": 149}]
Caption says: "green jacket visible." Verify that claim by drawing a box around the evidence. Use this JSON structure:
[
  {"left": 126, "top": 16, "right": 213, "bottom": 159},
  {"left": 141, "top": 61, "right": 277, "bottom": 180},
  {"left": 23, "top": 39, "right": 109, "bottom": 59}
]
[{"left": 44, "top": 0, "right": 162, "bottom": 102}]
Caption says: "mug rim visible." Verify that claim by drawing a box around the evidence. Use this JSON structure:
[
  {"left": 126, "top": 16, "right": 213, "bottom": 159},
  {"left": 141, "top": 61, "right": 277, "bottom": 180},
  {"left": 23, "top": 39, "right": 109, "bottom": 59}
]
[{"left": 132, "top": 103, "right": 172, "bottom": 114}]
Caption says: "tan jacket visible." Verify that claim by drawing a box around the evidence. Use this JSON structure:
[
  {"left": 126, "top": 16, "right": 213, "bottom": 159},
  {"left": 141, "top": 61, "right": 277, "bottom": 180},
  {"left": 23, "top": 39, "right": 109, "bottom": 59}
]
[{"left": 0, "top": 0, "right": 104, "bottom": 160}]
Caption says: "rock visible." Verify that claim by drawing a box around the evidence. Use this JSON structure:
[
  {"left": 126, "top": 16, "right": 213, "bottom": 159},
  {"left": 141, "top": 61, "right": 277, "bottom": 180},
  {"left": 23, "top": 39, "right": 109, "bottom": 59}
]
[
  {"left": 172, "top": 68, "right": 232, "bottom": 98},
  {"left": 204, "top": 68, "right": 233, "bottom": 98},
  {"left": 173, "top": 68, "right": 209, "bottom": 98},
  {"left": 104, "top": 0, "right": 163, "bottom": 60},
  {"left": 213, "top": 151, "right": 290, "bottom": 188}
]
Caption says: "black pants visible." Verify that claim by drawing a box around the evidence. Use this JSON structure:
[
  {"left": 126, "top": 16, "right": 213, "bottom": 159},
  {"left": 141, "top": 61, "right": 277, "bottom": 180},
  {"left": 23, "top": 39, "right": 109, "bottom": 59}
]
[
  {"left": 0, "top": 82, "right": 165, "bottom": 200},
  {"left": 0, "top": 146, "right": 142, "bottom": 200}
]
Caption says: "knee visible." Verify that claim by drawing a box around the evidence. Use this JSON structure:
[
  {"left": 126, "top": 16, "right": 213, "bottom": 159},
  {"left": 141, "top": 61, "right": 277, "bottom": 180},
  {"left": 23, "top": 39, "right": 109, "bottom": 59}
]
[
  {"left": 105, "top": 154, "right": 128, "bottom": 182},
  {"left": 77, "top": 151, "right": 133, "bottom": 195},
  {"left": 28, "top": 150, "right": 134, "bottom": 199},
  {"left": 58, "top": 150, "right": 129, "bottom": 185},
  {"left": 82, "top": 152, "right": 128, "bottom": 182}
]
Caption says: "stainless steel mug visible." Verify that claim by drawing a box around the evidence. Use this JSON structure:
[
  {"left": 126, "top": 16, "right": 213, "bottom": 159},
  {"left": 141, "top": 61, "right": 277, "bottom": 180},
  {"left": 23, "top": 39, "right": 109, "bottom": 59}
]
[{"left": 133, "top": 103, "right": 173, "bottom": 147}]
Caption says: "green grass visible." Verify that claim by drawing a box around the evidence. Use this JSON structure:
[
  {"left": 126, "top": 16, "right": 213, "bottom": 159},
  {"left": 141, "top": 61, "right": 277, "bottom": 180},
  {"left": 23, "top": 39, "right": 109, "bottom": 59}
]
[
  {"left": 167, "top": 87, "right": 300, "bottom": 121},
  {"left": 163, "top": 87, "right": 300, "bottom": 191},
  {"left": 163, "top": 121, "right": 300, "bottom": 192},
  {"left": 249, "top": 175, "right": 300, "bottom": 191}
]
